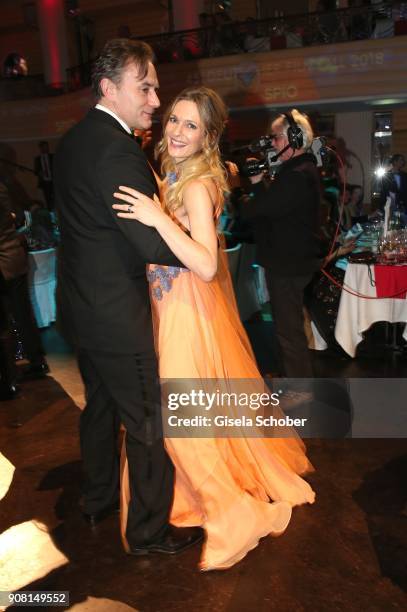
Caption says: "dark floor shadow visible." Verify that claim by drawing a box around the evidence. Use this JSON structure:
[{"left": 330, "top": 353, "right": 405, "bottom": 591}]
[
  {"left": 5, "top": 455, "right": 205, "bottom": 610},
  {"left": 0, "top": 373, "right": 205, "bottom": 611},
  {"left": 244, "top": 319, "right": 279, "bottom": 373},
  {"left": 352, "top": 453, "right": 407, "bottom": 592},
  {"left": 0, "top": 371, "right": 78, "bottom": 437}
]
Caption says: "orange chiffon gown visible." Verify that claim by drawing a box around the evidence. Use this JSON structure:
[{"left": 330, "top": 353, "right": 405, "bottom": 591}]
[{"left": 121, "top": 243, "right": 315, "bottom": 571}]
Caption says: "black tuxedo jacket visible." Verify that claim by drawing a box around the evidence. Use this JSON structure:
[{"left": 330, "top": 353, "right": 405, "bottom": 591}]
[
  {"left": 54, "top": 108, "right": 182, "bottom": 353},
  {"left": 243, "top": 153, "right": 320, "bottom": 277},
  {"left": 0, "top": 184, "right": 27, "bottom": 281},
  {"left": 381, "top": 170, "right": 407, "bottom": 211}
]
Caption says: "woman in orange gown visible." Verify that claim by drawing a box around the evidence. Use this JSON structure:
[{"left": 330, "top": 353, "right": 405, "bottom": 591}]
[{"left": 113, "top": 87, "right": 315, "bottom": 571}]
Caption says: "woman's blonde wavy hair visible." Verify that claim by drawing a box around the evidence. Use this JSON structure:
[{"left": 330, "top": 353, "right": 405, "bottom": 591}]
[{"left": 155, "top": 86, "right": 229, "bottom": 218}]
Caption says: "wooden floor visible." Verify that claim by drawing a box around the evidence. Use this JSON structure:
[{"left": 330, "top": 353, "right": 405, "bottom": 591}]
[{"left": 0, "top": 323, "right": 406, "bottom": 611}]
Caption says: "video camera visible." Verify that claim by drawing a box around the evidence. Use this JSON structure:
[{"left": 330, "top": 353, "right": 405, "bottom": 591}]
[{"left": 240, "top": 135, "right": 328, "bottom": 178}]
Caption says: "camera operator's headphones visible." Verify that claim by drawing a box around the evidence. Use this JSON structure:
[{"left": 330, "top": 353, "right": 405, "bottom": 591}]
[{"left": 282, "top": 111, "right": 304, "bottom": 149}]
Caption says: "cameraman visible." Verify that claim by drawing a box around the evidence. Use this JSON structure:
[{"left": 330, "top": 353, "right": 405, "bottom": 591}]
[{"left": 242, "top": 109, "right": 320, "bottom": 377}]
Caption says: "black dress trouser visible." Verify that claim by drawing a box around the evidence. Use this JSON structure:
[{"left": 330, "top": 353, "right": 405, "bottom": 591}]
[
  {"left": 265, "top": 270, "right": 314, "bottom": 378},
  {"left": 77, "top": 348, "right": 174, "bottom": 547},
  {"left": 41, "top": 182, "right": 54, "bottom": 211},
  {"left": 0, "top": 272, "right": 44, "bottom": 384}
]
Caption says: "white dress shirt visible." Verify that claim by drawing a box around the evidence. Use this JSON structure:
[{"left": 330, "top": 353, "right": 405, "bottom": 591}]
[{"left": 95, "top": 103, "right": 132, "bottom": 135}]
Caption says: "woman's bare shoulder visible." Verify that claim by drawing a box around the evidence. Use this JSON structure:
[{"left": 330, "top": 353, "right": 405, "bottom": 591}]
[{"left": 183, "top": 178, "right": 217, "bottom": 203}]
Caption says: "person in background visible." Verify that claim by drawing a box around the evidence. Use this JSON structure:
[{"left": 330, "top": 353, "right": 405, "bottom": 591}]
[
  {"left": 0, "top": 182, "right": 49, "bottom": 400},
  {"left": 214, "top": 10, "right": 241, "bottom": 55},
  {"left": 380, "top": 154, "right": 407, "bottom": 213},
  {"left": 198, "top": 12, "right": 216, "bottom": 57},
  {"left": 341, "top": 184, "right": 366, "bottom": 230},
  {"left": 243, "top": 109, "right": 321, "bottom": 378},
  {"left": 348, "top": 0, "right": 372, "bottom": 40},
  {"left": 34, "top": 141, "right": 54, "bottom": 211},
  {"left": 28, "top": 203, "right": 57, "bottom": 249},
  {"left": 316, "top": 0, "right": 347, "bottom": 43},
  {"left": 3, "top": 52, "right": 28, "bottom": 78},
  {"left": 243, "top": 18, "right": 271, "bottom": 53},
  {"left": 348, "top": 184, "right": 368, "bottom": 225}
]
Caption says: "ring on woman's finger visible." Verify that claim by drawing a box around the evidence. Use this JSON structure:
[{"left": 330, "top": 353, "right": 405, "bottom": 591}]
[{"left": 127, "top": 204, "right": 133, "bottom": 213}]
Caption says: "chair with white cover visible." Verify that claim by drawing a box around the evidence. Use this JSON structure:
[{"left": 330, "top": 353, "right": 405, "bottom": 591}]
[
  {"left": 234, "top": 243, "right": 262, "bottom": 321},
  {"left": 224, "top": 242, "right": 242, "bottom": 287},
  {"left": 28, "top": 248, "right": 57, "bottom": 328}
]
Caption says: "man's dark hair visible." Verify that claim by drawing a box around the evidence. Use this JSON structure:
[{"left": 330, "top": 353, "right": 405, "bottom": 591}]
[
  {"left": 390, "top": 153, "right": 405, "bottom": 166},
  {"left": 91, "top": 38, "right": 154, "bottom": 101}
]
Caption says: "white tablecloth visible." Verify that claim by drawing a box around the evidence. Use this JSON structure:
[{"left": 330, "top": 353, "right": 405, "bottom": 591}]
[
  {"left": 28, "top": 248, "right": 57, "bottom": 328},
  {"left": 335, "top": 263, "right": 407, "bottom": 357}
]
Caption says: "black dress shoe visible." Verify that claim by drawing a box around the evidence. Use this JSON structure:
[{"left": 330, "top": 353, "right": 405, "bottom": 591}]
[
  {"left": 128, "top": 525, "right": 204, "bottom": 556},
  {"left": 82, "top": 500, "right": 120, "bottom": 526},
  {"left": 0, "top": 382, "right": 20, "bottom": 401},
  {"left": 23, "top": 361, "right": 50, "bottom": 380}
]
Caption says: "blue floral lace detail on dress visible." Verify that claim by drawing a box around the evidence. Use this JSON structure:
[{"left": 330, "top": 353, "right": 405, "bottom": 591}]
[
  {"left": 167, "top": 171, "right": 177, "bottom": 185},
  {"left": 147, "top": 265, "right": 188, "bottom": 300}
]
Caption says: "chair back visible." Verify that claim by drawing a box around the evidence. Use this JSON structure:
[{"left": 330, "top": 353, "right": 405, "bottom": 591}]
[{"left": 224, "top": 242, "right": 242, "bottom": 285}]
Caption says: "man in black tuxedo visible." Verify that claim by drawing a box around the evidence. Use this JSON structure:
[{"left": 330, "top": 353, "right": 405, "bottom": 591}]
[
  {"left": 54, "top": 39, "right": 201, "bottom": 555},
  {"left": 380, "top": 154, "right": 407, "bottom": 213},
  {"left": 34, "top": 141, "right": 54, "bottom": 211}
]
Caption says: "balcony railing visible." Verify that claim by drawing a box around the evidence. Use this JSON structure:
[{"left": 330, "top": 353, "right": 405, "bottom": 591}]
[
  {"left": 132, "top": 1, "right": 407, "bottom": 63},
  {"left": 2, "top": 1, "right": 406, "bottom": 101},
  {"left": 65, "top": 1, "right": 407, "bottom": 91},
  {"left": 0, "top": 74, "right": 50, "bottom": 102}
]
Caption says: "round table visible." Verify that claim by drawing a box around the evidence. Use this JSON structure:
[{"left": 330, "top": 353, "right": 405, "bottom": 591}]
[{"left": 335, "top": 263, "right": 407, "bottom": 357}]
